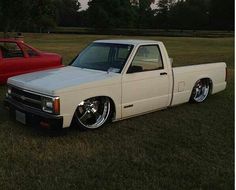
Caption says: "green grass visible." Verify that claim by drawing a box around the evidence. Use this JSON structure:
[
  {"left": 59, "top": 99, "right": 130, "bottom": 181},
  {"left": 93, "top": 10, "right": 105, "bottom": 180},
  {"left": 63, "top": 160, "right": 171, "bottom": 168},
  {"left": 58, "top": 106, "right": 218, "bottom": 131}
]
[{"left": 0, "top": 33, "right": 234, "bottom": 190}]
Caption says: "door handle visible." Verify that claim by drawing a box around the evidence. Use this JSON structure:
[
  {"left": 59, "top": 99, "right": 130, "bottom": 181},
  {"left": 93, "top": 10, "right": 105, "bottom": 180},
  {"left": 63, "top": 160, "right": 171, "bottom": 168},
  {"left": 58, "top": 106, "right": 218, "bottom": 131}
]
[{"left": 160, "top": 72, "right": 167, "bottom": 76}]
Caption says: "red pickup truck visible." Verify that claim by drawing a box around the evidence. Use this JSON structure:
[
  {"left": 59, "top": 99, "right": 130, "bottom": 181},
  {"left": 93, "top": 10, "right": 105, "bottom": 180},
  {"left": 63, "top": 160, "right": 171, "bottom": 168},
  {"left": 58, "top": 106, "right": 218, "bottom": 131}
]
[{"left": 0, "top": 39, "right": 63, "bottom": 84}]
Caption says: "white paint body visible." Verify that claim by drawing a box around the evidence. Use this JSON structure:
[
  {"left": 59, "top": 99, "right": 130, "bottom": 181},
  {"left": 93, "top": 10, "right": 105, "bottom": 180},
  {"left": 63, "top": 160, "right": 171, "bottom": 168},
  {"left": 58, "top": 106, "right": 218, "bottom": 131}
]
[{"left": 8, "top": 40, "right": 227, "bottom": 128}]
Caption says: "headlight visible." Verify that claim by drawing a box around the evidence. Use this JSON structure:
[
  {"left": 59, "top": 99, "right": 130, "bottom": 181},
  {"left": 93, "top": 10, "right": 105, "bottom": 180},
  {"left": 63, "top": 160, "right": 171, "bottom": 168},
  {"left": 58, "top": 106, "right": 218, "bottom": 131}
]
[
  {"left": 41, "top": 97, "right": 60, "bottom": 114},
  {"left": 6, "top": 86, "right": 12, "bottom": 98}
]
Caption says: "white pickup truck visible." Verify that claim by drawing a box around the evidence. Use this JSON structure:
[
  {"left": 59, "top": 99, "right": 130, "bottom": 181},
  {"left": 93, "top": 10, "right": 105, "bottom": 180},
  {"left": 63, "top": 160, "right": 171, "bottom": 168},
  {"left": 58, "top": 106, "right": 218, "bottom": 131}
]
[{"left": 4, "top": 40, "right": 227, "bottom": 130}]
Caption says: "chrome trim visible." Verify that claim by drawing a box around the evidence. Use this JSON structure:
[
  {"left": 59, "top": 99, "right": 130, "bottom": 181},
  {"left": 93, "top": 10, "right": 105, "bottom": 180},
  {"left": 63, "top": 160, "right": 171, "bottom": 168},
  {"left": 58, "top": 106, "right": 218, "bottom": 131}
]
[
  {"left": 11, "top": 92, "right": 41, "bottom": 105},
  {"left": 7, "top": 84, "right": 60, "bottom": 114},
  {"left": 7, "top": 97, "right": 42, "bottom": 113},
  {"left": 75, "top": 97, "right": 110, "bottom": 129},
  {"left": 8, "top": 84, "right": 58, "bottom": 98}
]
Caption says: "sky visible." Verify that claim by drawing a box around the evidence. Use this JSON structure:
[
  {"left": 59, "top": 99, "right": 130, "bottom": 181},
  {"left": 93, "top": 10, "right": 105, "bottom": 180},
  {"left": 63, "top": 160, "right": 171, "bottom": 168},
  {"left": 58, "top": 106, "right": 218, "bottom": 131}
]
[
  {"left": 79, "top": 0, "right": 157, "bottom": 10},
  {"left": 80, "top": 0, "right": 89, "bottom": 10}
]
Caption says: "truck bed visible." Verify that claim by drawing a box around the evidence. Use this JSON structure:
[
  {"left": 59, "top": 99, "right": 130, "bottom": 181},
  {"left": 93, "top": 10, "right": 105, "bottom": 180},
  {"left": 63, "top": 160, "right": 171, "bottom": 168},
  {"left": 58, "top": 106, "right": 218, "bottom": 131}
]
[{"left": 171, "top": 62, "right": 227, "bottom": 106}]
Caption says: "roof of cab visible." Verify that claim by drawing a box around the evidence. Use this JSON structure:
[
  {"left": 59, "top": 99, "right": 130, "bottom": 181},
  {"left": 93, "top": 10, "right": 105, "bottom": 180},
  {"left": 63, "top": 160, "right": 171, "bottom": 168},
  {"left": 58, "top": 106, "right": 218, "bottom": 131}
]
[{"left": 94, "top": 39, "right": 160, "bottom": 46}]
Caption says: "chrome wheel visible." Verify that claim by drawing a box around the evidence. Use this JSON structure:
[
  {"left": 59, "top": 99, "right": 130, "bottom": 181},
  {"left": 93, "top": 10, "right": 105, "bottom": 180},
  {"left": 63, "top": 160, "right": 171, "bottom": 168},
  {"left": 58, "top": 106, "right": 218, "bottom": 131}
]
[
  {"left": 75, "top": 97, "right": 111, "bottom": 129},
  {"left": 192, "top": 79, "right": 210, "bottom": 103}
]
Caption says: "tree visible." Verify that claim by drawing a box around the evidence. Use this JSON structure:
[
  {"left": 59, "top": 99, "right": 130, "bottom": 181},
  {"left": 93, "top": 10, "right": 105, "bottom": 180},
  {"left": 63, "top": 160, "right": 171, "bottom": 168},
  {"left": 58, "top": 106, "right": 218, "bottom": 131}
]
[
  {"left": 77, "top": 10, "right": 90, "bottom": 27},
  {"left": 135, "top": 0, "right": 156, "bottom": 28},
  {"left": 155, "top": 0, "right": 175, "bottom": 29},
  {"left": 0, "top": 0, "right": 233, "bottom": 32},
  {"left": 0, "top": 0, "right": 58, "bottom": 33},
  {"left": 56, "top": 0, "right": 81, "bottom": 27},
  {"left": 0, "top": 1, "right": 2, "bottom": 28},
  {"left": 87, "top": 0, "right": 136, "bottom": 28},
  {"left": 210, "top": 0, "right": 234, "bottom": 30},
  {"left": 155, "top": 0, "right": 212, "bottom": 30},
  {"left": 31, "top": 0, "right": 58, "bottom": 32},
  {"left": 0, "top": 0, "right": 31, "bottom": 33}
]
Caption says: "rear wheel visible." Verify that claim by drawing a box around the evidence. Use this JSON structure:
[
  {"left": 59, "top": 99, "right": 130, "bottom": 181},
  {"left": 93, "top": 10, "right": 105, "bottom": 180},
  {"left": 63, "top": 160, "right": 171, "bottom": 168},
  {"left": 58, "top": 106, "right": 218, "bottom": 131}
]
[
  {"left": 73, "top": 97, "right": 112, "bottom": 130},
  {"left": 190, "top": 79, "right": 210, "bottom": 103}
]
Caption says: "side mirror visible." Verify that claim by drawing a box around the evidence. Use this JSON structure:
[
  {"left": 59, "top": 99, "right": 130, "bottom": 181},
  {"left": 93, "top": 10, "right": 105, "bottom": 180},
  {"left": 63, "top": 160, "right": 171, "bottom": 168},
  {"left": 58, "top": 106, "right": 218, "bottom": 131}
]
[
  {"left": 169, "top": 58, "right": 173, "bottom": 67},
  {"left": 127, "top": 65, "right": 143, "bottom": 73}
]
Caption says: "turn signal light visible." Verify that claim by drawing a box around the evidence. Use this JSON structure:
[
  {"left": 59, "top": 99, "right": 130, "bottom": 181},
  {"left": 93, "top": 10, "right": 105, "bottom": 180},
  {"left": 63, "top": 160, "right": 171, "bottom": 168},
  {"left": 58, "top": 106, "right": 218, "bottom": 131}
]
[{"left": 53, "top": 98, "right": 60, "bottom": 115}]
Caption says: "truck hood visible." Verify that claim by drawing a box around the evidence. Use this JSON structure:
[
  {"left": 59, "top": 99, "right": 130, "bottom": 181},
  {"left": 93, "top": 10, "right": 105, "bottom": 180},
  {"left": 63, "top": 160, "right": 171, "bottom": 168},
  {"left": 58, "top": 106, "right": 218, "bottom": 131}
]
[{"left": 8, "top": 66, "right": 120, "bottom": 95}]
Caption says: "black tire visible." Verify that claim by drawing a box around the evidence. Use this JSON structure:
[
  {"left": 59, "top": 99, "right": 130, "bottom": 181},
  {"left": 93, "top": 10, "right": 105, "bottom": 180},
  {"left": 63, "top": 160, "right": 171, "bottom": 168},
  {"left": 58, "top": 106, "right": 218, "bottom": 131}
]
[
  {"left": 73, "top": 97, "right": 112, "bottom": 131},
  {"left": 190, "top": 79, "right": 210, "bottom": 103}
]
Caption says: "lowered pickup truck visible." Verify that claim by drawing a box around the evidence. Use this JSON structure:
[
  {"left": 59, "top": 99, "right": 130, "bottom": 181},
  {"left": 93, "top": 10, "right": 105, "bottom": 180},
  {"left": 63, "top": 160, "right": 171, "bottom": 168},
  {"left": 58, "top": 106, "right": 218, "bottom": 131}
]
[{"left": 4, "top": 40, "right": 227, "bottom": 130}]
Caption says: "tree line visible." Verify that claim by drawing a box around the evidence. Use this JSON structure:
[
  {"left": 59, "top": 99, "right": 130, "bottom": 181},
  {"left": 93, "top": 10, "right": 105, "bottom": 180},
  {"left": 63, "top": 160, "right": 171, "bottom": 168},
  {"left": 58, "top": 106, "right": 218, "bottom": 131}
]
[
  {"left": 0, "top": 0, "right": 234, "bottom": 33},
  {"left": 0, "top": 0, "right": 81, "bottom": 33}
]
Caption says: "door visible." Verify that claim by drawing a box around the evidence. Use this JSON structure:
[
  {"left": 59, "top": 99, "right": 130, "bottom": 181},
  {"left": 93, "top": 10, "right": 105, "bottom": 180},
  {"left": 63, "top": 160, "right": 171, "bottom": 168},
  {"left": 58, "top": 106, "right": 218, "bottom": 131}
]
[
  {"left": 0, "top": 42, "right": 25, "bottom": 81},
  {"left": 122, "top": 45, "right": 171, "bottom": 118},
  {"left": 19, "top": 43, "right": 44, "bottom": 71}
]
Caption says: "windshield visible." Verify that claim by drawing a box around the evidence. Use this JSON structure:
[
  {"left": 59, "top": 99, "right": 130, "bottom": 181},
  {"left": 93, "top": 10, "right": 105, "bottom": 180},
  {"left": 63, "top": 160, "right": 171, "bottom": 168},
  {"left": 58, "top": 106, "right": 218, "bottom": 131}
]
[{"left": 71, "top": 43, "right": 133, "bottom": 73}]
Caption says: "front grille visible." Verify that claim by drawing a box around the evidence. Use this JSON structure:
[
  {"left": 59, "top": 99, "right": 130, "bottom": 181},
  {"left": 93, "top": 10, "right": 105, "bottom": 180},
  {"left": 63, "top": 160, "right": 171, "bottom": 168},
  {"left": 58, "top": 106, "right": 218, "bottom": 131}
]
[{"left": 10, "top": 87, "right": 42, "bottom": 110}]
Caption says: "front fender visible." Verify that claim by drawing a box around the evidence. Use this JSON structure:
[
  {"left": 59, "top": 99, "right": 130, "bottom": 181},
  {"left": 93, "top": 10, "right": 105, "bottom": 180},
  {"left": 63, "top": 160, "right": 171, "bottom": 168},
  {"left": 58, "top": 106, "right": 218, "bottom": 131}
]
[{"left": 59, "top": 84, "right": 122, "bottom": 128}]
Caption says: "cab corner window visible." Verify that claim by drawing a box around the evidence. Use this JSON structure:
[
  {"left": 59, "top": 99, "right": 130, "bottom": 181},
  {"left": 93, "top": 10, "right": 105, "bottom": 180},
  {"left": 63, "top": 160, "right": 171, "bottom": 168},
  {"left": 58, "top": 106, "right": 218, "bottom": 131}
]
[
  {"left": 0, "top": 42, "right": 24, "bottom": 58},
  {"left": 128, "top": 45, "right": 163, "bottom": 73}
]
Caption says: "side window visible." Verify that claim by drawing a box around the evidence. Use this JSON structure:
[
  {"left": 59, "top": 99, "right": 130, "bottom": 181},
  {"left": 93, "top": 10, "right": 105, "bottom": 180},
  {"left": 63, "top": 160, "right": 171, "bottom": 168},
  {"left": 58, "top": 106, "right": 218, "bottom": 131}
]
[
  {"left": 128, "top": 45, "right": 163, "bottom": 73},
  {"left": 21, "top": 44, "right": 39, "bottom": 57},
  {"left": 0, "top": 42, "right": 24, "bottom": 58}
]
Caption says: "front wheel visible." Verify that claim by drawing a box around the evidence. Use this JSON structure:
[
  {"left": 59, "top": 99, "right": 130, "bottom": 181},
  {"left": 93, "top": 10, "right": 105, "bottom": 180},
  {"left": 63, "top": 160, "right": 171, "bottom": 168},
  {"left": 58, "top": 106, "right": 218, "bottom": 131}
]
[
  {"left": 73, "top": 97, "right": 112, "bottom": 130},
  {"left": 190, "top": 79, "right": 210, "bottom": 103}
]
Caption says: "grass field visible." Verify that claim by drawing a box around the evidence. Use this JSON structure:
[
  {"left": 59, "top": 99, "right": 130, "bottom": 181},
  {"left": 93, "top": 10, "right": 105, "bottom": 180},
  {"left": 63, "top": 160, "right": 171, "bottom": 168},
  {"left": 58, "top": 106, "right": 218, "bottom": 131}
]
[{"left": 0, "top": 33, "right": 234, "bottom": 190}]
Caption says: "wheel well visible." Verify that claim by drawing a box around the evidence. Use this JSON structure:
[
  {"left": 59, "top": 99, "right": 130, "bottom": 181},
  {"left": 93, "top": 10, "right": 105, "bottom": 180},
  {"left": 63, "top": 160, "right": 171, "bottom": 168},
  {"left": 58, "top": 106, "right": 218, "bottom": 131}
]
[
  {"left": 190, "top": 78, "right": 213, "bottom": 102},
  {"left": 75, "top": 96, "right": 116, "bottom": 120},
  {"left": 107, "top": 97, "right": 116, "bottom": 120},
  {"left": 201, "top": 78, "right": 213, "bottom": 95},
  {"left": 70, "top": 96, "right": 116, "bottom": 128}
]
